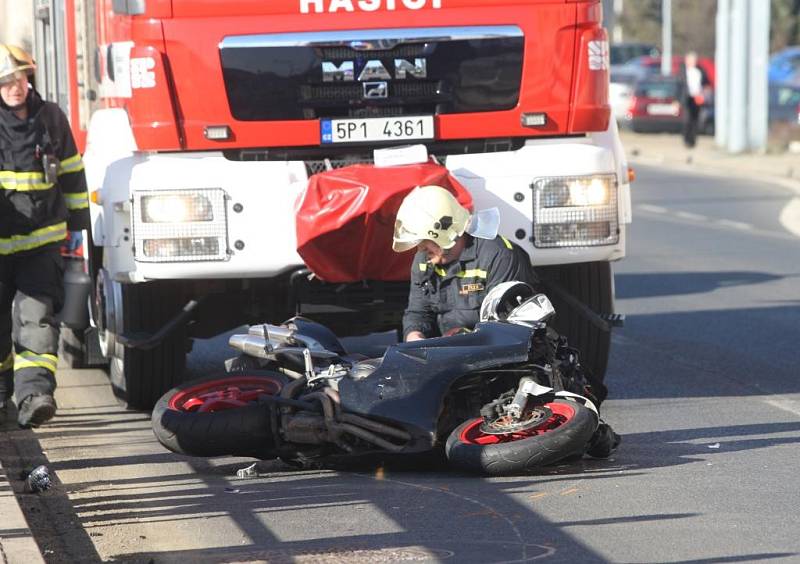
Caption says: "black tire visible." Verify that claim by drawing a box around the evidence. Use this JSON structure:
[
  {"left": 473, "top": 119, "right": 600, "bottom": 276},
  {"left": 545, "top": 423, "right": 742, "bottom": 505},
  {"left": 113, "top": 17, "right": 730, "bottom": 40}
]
[
  {"left": 535, "top": 261, "right": 614, "bottom": 382},
  {"left": 109, "top": 281, "right": 188, "bottom": 410},
  {"left": 151, "top": 373, "right": 285, "bottom": 458},
  {"left": 445, "top": 399, "right": 598, "bottom": 475}
]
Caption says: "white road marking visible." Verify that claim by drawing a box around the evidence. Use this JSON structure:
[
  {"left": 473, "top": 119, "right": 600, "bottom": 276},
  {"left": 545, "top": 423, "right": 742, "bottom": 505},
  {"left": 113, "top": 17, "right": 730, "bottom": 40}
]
[
  {"left": 675, "top": 211, "right": 708, "bottom": 221},
  {"left": 638, "top": 204, "right": 668, "bottom": 214},
  {"left": 762, "top": 397, "right": 800, "bottom": 418},
  {"left": 716, "top": 219, "right": 753, "bottom": 230},
  {"left": 636, "top": 205, "right": 765, "bottom": 234},
  {"left": 779, "top": 197, "right": 800, "bottom": 238}
]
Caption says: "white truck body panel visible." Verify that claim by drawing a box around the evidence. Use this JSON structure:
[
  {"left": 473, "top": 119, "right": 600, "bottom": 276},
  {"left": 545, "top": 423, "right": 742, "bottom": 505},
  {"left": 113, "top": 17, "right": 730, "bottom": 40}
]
[{"left": 86, "top": 109, "right": 630, "bottom": 280}]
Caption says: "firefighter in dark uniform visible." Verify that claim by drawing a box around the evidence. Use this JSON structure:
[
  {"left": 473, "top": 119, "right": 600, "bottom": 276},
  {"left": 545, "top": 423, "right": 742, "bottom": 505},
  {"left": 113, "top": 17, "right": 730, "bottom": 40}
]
[
  {"left": 392, "top": 184, "right": 621, "bottom": 457},
  {"left": 392, "top": 185, "right": 537, "bottom": 341},
  {"left": 0, "top": 45, "right": 89, "bottom": 427}
]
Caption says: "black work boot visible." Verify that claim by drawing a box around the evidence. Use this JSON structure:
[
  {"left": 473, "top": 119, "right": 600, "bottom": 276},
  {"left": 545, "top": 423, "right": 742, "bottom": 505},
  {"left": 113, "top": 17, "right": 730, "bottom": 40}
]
[
  {"left": 17, "top": 394, "right": 57, "bottom": 428},
  {"left": 586, "top": 422, "right": 621, "bottom": 458}
]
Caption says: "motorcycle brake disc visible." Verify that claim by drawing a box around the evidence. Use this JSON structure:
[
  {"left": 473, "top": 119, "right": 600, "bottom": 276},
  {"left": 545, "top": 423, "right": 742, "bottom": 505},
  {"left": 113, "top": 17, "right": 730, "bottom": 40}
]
[{"left": 479, "top": 405, "right": 554, "bottom": 435}]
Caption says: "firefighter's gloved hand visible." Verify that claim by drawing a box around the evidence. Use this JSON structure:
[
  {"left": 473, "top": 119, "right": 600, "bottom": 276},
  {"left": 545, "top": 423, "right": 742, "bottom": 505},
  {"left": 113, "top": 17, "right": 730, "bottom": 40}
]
[{"left": 63, "top": 231, "right": 83, "bottom": 254}]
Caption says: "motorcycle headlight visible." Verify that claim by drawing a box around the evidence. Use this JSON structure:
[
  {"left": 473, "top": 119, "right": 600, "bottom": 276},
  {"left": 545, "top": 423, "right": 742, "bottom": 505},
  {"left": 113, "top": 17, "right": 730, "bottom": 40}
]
[{"left": 532, "top": 174, "right": 618, "bottom": 248}]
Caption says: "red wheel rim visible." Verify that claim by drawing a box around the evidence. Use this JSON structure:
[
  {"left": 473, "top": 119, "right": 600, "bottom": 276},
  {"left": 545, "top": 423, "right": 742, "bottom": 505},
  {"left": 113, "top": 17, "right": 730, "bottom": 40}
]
[
  {"left": 459, "top": 402, "right": 576, "bottom": 445},
  {"left": 168, "top": 377, "right": 282, "bottom": 413}
]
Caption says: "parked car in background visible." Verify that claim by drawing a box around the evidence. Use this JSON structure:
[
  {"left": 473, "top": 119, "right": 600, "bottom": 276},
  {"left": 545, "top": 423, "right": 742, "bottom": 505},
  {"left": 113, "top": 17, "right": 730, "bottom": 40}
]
[
  {"left": 619, "top": 76, "right": 683, "bottom": 134},
  {"left": 610, "top": 42, "right": 659, "bottom": 71},
  {"left": 622, "top": 55, "right": 716, "bottom": 88},
  {"left": 609, "top": 68, "right": 646, "bottom": 122},
  {"left": 768, "top": 46, "right": 800, "bottom": 85},
  {"left": 768, "top": 81, "right": 800, "bottom": 148},
  {"left": 620, "top": 55, "right": 716, "bottom": 135}
]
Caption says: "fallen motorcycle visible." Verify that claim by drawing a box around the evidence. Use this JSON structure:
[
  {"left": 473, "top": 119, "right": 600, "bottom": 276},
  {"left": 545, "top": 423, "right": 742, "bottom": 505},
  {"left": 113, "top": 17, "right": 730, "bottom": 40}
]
[{"left": 151, "top": 282, "right": 619, "bottom": 475}]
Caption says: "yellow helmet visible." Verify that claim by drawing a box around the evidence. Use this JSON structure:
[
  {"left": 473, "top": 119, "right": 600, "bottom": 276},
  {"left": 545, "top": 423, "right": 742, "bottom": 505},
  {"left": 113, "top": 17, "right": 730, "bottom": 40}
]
[
  {"left": 392, "top": 185, "right": 471, "bottom": 252},
  {"left": 0, "top": 44, "right": 36, "bottom": 85}
]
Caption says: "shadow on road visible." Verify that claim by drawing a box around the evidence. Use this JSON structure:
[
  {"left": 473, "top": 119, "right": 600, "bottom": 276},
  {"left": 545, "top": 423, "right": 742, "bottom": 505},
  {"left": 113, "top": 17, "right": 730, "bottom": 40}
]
[{"left": 615, "top": 271, "right": 789, "bottom": 300}]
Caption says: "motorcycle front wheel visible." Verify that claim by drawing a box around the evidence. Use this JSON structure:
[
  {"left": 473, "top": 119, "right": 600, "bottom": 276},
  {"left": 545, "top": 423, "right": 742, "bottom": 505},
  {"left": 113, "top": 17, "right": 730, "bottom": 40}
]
[
  {"left": 445, "top": 399, "right": 598, "bottom": 475},
  {"left": 151, "top": 372, "right": 285, "bottom": 458}
]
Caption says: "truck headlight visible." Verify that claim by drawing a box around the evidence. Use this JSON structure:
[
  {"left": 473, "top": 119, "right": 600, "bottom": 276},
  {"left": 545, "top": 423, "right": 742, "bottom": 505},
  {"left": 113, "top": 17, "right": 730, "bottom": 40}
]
[
  {"left": 132, "top": 189, "right": 228, "bottom": 262},
  {"left": 141, "top": 194, "right": 213, "bottom": 223},
  {"left": 532, "top": 174, "right": 618, "bottom": 248}
]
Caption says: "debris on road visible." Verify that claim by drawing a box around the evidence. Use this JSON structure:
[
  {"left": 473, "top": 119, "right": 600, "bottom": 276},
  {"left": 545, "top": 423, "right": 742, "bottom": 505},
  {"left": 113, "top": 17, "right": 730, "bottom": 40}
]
[
  {"left": 23, "top": 465, "right": 52, "bottom": 493},
  {"left": 236, "top": 463, "right": 258, "bottom": 479}
]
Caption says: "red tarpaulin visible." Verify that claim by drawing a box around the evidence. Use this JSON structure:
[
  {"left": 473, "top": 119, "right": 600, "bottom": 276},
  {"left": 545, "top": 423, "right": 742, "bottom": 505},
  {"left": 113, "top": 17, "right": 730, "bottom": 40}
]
[{"left": 296, "top": 162, "right": 473, "bottom": 283}]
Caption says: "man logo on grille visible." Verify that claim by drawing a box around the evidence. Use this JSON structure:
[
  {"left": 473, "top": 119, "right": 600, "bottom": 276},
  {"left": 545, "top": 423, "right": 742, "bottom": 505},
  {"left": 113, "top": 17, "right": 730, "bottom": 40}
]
[
  {"left": 363, "top": 81, "right": 388, "bottom": 99},
  {"left": 322, "top": 58, "right": 427, "bottom": 82}
]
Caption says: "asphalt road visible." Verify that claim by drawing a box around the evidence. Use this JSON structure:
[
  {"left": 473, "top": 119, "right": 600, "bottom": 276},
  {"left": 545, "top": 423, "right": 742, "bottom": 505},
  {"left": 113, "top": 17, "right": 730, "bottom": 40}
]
[{"left": 2, "top": 164, "right": 800, "bottom": 563}]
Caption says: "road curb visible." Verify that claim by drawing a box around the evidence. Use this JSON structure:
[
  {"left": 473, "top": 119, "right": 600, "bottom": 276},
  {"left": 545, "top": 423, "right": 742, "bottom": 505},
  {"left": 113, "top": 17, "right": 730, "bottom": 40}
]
[{"left": 0, "top": 458, "right": 45, "bottom": 564}]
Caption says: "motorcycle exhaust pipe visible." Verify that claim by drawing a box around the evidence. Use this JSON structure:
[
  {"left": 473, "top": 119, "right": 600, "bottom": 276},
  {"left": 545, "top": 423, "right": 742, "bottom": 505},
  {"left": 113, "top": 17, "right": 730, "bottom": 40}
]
[
  {"left": 228, "top": 334, "right": 272, "bottom": 359},
  {"left": 229, "top": 324, "right": 295, "bottom": 358},
  {"left": 248, "top": 323, "right": 293, "bottom": 345}
]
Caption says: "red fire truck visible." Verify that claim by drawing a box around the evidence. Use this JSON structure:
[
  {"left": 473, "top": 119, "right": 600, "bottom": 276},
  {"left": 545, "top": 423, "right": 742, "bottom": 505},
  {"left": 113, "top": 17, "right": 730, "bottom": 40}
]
[{"left": 24, "top": 0, "right": 631, "bottom": 409}]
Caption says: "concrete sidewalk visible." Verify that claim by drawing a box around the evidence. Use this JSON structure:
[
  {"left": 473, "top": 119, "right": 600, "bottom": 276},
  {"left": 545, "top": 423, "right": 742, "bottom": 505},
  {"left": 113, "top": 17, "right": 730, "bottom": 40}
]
[
  {"left": 619, "top": 130, "right": 800, "bottom": 188},
  {"left": 0, "top": 417, "right": 46, "bottom": 564}
]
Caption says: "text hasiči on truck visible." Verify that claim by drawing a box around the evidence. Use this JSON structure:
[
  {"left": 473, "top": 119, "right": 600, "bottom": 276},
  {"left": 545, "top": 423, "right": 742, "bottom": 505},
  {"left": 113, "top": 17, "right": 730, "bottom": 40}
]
[{"left": 19, "top": 0, "right": 631, "bottom": 409}]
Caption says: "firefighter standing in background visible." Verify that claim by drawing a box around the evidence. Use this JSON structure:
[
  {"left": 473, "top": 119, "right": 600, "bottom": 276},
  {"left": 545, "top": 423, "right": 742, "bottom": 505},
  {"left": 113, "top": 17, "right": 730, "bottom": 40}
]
[
  {"left": 0, "top": 45, "right": 89, "bottom": 427},
  {"left": 392, "top": 185, "right": 538, "bottom": 341}
]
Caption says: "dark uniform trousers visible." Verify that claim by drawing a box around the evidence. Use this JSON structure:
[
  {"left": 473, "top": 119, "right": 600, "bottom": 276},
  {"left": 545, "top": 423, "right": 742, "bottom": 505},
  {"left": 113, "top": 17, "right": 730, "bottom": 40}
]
[
  {"left": 402, "top": 234, "right": 537, "bottom": 339},
  {"left": 0, "top": 247, "right": 64, "bottom": 402}
]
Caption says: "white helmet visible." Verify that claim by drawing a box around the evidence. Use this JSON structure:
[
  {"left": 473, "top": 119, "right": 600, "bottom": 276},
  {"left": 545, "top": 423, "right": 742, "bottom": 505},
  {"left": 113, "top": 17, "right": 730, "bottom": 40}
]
[
  {"left": 0, "top": 44, "right": 36, "bottom": 86},
  {"left": 479, "top": 281, "right": 536, "bottom": 322},
  {"left": 392, "top": 185, "right": 471, "bottom": 252}
]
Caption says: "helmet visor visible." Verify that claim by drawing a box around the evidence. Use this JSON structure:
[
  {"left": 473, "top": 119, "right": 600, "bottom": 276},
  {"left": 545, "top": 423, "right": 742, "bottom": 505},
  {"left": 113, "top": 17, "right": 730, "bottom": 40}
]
[
  {"left": 392, "top": 220, "right": 422, "bottom": 252},
  {"left": 465, "top": 207, "right": 500, "bottom": 240},
  {"left": 0, "top": 70, "right": 28, "bottom": 86}
]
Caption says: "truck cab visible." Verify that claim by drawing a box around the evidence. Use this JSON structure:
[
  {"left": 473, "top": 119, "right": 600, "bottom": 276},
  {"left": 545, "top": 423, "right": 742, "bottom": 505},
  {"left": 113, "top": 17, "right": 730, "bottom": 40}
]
[{"left": 28, "top": 0, "right": 631, "bottom": 409}]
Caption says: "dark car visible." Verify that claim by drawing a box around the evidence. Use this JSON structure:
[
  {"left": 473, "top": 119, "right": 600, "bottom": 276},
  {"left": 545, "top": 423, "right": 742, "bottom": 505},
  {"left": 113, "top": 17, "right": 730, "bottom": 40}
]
[
  {"left": 620, "top": 77, "right": 683, "bottom": 133},
  {"left": 622, "top": 55, "right": 716, "bottom": 88},
  {"left": 768, "top": 82, "right": 800, "bottom": 148}
]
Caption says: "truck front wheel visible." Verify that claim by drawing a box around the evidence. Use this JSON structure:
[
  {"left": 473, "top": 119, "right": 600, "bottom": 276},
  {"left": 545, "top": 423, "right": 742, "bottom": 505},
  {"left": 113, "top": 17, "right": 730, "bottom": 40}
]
[
  {"left": 535, "top": 261, "right": 614, "bottom": 383},
  {"left": 107, "top": 282, "right": 188, "bottom": 411}
]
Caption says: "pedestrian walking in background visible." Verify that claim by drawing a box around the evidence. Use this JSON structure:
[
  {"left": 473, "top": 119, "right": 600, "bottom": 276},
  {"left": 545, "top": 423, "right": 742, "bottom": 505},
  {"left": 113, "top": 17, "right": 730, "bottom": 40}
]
[
  {"left": 0, "top": 44, "right": 89, "bottom": 427},
  {"left": 681, "top": 51, "right": 705, "bottom": 148}
]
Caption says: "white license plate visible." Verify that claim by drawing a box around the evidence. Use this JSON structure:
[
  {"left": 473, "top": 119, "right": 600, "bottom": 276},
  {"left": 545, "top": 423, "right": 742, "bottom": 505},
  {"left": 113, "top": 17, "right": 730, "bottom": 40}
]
[
  {"left": 321, "top": 116, "right": 434, "bottom": 144},
  {"left": 647, "top": 103, "right": 678, "bottom": 116}
]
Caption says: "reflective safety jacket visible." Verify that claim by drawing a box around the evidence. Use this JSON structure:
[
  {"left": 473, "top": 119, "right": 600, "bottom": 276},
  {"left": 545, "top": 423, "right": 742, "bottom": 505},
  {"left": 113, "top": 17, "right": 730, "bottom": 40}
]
[
  {"left": 402, "top": 234, "right": 538, "bottom": 339},
  {"left": 0, "top": 90, "right": 89, "bottom": 256}
]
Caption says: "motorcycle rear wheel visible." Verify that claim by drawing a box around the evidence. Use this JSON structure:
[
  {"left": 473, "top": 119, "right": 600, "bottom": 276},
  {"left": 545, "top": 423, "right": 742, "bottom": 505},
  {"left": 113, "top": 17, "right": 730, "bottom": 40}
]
[
  {"left": 151, "top": 372, "right": 285, "bottom": 458},
  {"left": 445, "top": 399, "right": 598, "bottom": 475}
]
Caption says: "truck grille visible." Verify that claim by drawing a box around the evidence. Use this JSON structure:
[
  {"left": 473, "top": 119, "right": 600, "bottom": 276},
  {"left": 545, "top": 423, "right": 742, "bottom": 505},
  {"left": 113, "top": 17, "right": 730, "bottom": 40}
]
[{"left": 220, "top": 26, "right": 523, "bottom": 121}]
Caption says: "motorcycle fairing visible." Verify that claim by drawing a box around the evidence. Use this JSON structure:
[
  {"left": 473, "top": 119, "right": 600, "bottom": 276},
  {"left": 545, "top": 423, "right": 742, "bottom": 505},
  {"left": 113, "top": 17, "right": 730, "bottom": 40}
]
[{"left": 337, "top": 322, "right": 533, "bottom": 450}]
